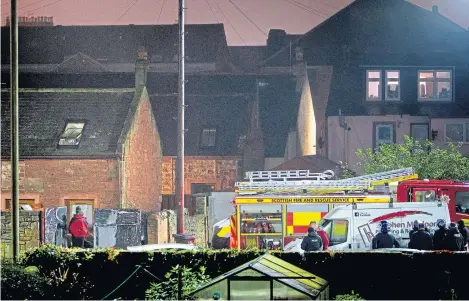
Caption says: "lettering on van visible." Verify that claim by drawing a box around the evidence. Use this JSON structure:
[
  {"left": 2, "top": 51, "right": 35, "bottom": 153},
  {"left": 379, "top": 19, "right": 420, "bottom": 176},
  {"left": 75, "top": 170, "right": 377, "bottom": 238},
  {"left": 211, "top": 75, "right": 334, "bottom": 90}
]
[
  {"left": 354, "top": 212, "right": 371, "bottom": 217},
  {"left": 272, "top": 198, "right": 353, "bottom": 203}
]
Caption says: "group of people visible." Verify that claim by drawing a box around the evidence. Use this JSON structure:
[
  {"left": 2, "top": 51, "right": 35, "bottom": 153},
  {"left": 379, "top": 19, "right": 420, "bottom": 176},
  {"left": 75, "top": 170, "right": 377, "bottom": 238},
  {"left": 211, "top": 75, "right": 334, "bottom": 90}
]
[
  {"left": 300, "top": 221, "right": 330, "bottom": 251},
  {"left": 372, "top": 219, "right": 469, "bottom": 251}
]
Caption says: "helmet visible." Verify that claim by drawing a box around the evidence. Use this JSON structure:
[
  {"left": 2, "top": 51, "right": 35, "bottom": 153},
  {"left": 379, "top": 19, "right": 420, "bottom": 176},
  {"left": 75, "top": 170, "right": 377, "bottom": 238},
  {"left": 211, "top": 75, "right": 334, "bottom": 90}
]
[
  {"left": 417, "top": 221, "right": 425, "bottom": 229},
  {"left": 437, "top": 219, "right": 446, "bottom": 229}
]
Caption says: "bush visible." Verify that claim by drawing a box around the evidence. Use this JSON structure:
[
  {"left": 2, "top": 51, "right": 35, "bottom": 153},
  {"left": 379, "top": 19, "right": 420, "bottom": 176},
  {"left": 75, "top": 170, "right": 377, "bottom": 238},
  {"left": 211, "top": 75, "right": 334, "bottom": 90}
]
[
  {"left": 145, "top": 265, "right": 210, "bottom": 300},
  {"left": 335, "top": 291, "right": 365, "bottom": 300},
  {"left": 1, "top": 264, "right": 47, "bottom": 300}
]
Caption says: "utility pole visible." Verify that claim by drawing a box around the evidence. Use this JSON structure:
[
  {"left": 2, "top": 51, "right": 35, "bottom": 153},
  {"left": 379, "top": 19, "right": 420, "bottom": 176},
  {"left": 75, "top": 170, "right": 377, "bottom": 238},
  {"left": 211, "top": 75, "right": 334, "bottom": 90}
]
[
  {"left": 176, "top": 0, "right": 185, "bottom": 234},
  {"left": 10, "top": 0, "right": 20, "bottom": 262}
]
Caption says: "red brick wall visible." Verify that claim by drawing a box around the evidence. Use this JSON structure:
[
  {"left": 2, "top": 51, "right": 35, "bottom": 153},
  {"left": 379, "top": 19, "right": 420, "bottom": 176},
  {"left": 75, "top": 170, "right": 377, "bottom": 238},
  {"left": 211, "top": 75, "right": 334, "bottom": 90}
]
[
  {"left": 123, "top": 89, "right": 163, "bottom": 211},
  {"left": 1, "top": 159, "right": 120, "bottom": 209},
  {"left": 162, "top": 156, "right": 239, "bottom": 195}
]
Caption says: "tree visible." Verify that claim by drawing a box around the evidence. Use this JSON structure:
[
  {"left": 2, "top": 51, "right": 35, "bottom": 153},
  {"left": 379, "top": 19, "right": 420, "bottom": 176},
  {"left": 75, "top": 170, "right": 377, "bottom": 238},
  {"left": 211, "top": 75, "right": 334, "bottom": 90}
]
[{"left": 354, "top": 136, "right": 469, "bottom": 180}]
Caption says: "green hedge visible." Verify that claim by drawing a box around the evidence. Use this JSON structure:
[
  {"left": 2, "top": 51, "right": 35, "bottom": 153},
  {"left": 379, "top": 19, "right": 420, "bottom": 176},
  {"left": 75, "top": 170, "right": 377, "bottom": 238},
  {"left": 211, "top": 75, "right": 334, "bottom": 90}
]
[{"left": 2, "top": 245, "right": 468, "bottom": 300}]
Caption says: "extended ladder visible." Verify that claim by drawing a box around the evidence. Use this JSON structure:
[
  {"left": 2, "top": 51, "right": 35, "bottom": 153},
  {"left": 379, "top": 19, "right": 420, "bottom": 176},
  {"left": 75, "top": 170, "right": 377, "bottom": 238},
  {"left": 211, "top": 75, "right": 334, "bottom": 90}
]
[{"left": 235, "top": 167, "right": 418, "bottom": 195}]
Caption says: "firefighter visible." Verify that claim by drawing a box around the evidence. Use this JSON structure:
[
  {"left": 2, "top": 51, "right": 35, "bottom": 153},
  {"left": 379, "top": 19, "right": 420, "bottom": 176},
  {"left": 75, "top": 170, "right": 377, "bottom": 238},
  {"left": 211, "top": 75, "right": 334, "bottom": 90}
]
[
  {"left": 372, "top": 221, "right": 400, "bottom": 249},
  {"left": 409, "top": 220, "right": 431, "bottom": 238},
  {"left": 433, "top": 219, "right": 448, "bottom": 250},
  {"left": 442, "top": 222, "right": 464, "bottom": 251},
  {"left": 301, "top": 227, "right": 323, "bottom": 251},
  {"left": 310, "top": 221, "right": 329, "bottom": 250},
  {"left": 457, "top": 220, "right": 469, "bottom": 251},
  {"left": 408, "top": 221, "right": 433, "bottom": 250}
]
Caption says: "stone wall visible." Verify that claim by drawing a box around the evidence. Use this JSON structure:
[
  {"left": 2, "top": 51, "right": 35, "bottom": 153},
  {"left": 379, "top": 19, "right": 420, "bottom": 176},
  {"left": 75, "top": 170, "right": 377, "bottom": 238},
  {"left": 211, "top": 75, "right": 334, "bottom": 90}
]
[
  {"left": 184, "top": 214, "right": 207, "bottom": 247},
  {"left": 0, "top": 211, "right": 41, "bottom": 260},
  {"left": 162, "top": 157, "right": 240, "bottom": 195},
  {"left": 146, "top": 210, "right": 177, "bottom": 244}
]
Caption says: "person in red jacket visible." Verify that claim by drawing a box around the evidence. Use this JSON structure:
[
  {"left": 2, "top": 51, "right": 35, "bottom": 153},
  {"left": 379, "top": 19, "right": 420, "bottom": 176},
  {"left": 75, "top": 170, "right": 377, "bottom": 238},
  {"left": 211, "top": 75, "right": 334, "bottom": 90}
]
[
  {"left": 310, "top": 221, "right": 329, "bottom": 250},
  {"left": 68, "top": 206, "right": 89, "bottom": 248}
]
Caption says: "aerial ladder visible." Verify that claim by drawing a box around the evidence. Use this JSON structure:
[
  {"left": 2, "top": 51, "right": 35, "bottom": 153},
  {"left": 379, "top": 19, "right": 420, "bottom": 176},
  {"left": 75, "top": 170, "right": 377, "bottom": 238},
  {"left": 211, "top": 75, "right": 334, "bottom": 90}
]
[{"left": 235, "top": 167, "right": 418, "bottom": 196}]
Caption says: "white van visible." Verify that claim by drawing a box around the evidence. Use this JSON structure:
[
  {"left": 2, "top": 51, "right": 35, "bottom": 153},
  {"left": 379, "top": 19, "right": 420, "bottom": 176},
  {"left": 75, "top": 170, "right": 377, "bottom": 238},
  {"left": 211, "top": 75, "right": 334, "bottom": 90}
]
[{"left": 284, "top": 202, "right": 450, "bottom": 252}]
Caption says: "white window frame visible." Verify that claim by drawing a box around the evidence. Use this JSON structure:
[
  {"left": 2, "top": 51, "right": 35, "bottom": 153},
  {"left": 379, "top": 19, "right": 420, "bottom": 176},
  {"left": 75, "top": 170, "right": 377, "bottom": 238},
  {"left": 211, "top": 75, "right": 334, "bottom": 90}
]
[
  {"left": 373, "top": 122, "right": 396, "bottom": 150},
  {"left": 201, "top": 128, "right": 217, "bottom": 147},
  {"left": 366, "top": 70, "right": 382, "bottom": 101},
  {"left": 444, "top": 122, "right": 469, "bottom": 144},
  {"left": 385, "top": 70, "right": 400, "bottom": 101},
  {"left": 58, "top": 122, "right": 85, "bottom": 146},
  {"left": 418, "top": 70, "right": 453, "bottom": 102}
]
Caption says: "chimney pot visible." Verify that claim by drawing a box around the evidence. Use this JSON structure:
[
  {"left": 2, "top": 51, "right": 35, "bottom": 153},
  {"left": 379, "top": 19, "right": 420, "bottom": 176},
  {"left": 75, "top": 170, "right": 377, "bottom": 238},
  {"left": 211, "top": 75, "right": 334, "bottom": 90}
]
[{"left": 432, "top": 5, "right": 439, "bottom": 14}]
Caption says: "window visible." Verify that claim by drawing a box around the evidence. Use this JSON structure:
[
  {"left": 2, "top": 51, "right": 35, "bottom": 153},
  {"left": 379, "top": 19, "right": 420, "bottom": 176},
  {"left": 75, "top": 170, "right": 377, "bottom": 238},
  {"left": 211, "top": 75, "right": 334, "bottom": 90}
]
[
  {"left": 455, "top": 192, "right": 469, "bottom": 215},
  {"left": 385, "top": 71, "right": 400, "bottom": 100},
  {"left": 201, "top": 128, "right": 217, "bottom": 147},
  {"left": 366, "top": 70, "right": 381, "bottom": 100},
  {"left": 418, "top": 70, "right": 452, "bottom": 101},
  {"left": 414, "top": 190, "right": 436, "bottom": 202},
  {"left": 374, "top": 123, "right": 395, "bottom": 150},
  {"left": 5, "top": 199, "right": 36, "bottom": 210},
  {"left": 59, "top": 122, "right": 85, "bottom": 146},
  {"left": 411, "top": 123, "right": 429, "bottom": 146},
  {"left": 67, "top": 200, "right": 94, "bottom": 225},
  {"left": 319, "top": 219, "right": 348, "bottom": 246},
  {"left": 445, "top": 122, "right": 469, "bottom": 143}
]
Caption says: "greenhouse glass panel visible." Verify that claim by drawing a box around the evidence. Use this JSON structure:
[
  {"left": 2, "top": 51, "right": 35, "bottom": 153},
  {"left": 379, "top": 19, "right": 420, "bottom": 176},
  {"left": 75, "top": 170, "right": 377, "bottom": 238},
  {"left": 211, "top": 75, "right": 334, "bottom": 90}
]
[
  {"left": 230, "top": 280, "right": 271, "bottom": 300},
  {"left": 273, "top": 280, "right": 311, "bottom": 300},
  {"left": 192, "top": 279, "right": 228, "bottom": 300},
  {"left": 236, "top": 269, "right": 264, "bottom": 277}
]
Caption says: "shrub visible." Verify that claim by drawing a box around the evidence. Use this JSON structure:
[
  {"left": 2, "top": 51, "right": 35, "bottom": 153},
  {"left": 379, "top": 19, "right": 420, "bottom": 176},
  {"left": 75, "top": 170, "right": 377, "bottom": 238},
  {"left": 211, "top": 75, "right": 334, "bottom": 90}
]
[
  {"left": 335, "top": 290, "right": 365, "bottom": 300},
  {"left": 1, "top": 264, "right": 46, "bottom": 300},
  {"left": 145, "top": 265, "right": 210, "bottom": 300}
]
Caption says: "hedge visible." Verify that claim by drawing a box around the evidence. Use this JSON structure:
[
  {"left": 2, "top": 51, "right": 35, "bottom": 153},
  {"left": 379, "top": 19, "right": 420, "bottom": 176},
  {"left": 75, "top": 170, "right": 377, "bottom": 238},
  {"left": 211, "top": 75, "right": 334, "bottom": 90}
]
[{"left": 1, "top": 245, "right": 468, "bottom": 300}]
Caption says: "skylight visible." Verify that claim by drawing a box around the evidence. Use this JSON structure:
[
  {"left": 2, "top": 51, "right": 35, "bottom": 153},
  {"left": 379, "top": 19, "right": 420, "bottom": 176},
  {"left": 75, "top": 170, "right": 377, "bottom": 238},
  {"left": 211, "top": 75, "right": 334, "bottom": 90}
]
[{"left": 58, "top": 122, "right": 85, "bottom": 146}]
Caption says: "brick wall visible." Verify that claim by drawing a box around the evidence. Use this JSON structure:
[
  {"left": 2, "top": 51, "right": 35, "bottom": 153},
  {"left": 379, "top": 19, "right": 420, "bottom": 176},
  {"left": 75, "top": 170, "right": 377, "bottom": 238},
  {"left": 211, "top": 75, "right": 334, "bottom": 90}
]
[
  {"left": 123, "top": 89, "right": 163, "bottom": 211},
  {"left": 1, "top": 159, "right": 120, "bottom": 209},
  {"left": 162, "top": 157, "right": 239, "bottom": 195},
  {"left": 0, "top": 211, "right": 41, "bottom": 260}
]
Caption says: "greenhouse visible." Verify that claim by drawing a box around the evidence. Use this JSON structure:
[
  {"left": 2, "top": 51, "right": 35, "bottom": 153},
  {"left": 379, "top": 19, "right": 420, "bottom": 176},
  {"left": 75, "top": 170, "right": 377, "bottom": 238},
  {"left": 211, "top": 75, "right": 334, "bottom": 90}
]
[{"left": 190, "top": 254, "right": 329, "bottom": 300}]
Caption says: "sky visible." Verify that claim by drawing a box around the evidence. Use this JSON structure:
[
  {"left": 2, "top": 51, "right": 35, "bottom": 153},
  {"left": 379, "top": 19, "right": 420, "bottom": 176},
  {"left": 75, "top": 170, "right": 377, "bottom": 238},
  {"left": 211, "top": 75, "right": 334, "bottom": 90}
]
[{"left": 1, "top": 0, "right": 468, "bottom": 45}]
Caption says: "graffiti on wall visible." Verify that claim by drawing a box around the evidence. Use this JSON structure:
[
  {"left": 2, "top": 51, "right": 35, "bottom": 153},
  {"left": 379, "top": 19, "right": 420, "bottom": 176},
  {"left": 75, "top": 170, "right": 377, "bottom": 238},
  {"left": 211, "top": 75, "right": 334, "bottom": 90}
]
[
  {"left": 94, "top": 209, "right": 142, "bottom": 249},
  {"left": 44, "top": 206, "right": 68, "bottom": 247}
]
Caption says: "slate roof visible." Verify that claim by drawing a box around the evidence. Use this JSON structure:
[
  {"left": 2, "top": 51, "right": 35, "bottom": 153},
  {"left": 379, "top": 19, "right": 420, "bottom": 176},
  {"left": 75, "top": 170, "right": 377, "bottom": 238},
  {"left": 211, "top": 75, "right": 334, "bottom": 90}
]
[
  {"left": 1, "top": 91, "right": 136, "bottom": 157},
  {"left": 1, "top": 24, "right": 227, "bottom": 65}
]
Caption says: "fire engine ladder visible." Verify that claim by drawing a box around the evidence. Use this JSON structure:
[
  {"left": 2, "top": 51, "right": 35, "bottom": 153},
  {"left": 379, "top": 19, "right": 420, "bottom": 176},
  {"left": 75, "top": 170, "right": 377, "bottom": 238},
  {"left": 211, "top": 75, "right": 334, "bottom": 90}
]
[{"left": 235, "top": 167, "right": 417, "bottom": 195}]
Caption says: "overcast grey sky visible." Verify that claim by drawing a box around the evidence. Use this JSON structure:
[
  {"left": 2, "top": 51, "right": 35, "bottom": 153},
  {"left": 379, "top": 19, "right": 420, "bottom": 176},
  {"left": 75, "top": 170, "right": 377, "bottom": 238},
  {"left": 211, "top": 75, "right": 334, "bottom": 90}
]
[{"left": 1, "top": 0, "right": 468, "bottom": 45}]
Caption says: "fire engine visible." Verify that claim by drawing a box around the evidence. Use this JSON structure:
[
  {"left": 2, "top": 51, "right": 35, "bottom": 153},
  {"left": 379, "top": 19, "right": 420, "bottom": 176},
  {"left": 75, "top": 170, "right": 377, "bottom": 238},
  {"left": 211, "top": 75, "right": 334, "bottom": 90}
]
[{"left": 228, "top": 167, "right": 468, "bottom": 250}]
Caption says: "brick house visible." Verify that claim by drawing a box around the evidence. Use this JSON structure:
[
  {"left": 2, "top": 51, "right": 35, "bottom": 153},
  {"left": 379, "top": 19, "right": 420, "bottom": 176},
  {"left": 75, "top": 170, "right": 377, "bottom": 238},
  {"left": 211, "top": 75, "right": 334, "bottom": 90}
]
[
  {"left": 262, "top": 0, "right": 469, "bottom": 173},
  {"left": 1, "top": 53, "right": 163, "bottom": 222}
]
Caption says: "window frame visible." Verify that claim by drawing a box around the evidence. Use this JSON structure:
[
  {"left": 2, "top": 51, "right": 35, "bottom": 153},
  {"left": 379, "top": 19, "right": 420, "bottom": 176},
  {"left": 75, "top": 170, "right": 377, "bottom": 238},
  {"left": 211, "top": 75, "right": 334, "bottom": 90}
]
[
  {"left": 200, "top": 127, "right": 217, "bottom": 148},
  {"left": 455, "top": 191, "right": 469, "bottom": 216},
  {"left": 319, "top": 219, "right": 349, "bottom": 246},
  {"left": 366, "top": 70, "right": 382, "bottom": 101},
  {"left": 58, "top": 120, "right": 87, "bottom": 148},
  {"left": 373, "top": 122, "right": 396, "bottom": 150},
  {"left": 66, "top": 199, "right": 95, "bottom": 224},
  {"left": 418, "top": 70, "right": 453, "bottom": 102},
  {"left": 410, "top": 123, "right": 429, "bottom": 145},
  {"left": 384, "top": 70, "right": 401, "bottom": 101},
  {"left": 444, "top": 122, "right": 469, "bottom": 144},
  {"left": 4, "top": 199, "right": 36, "bottom": 210}
]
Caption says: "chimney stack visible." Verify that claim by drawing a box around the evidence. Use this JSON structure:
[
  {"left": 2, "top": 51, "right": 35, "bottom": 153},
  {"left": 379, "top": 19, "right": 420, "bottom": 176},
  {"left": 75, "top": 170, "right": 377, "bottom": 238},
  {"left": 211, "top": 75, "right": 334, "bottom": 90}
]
[
  {"left": 432, "top": 5, "right": 439, "bottom": 14},
  {"left": 135, "top": 46, "right": 149, "bottom": 88}
]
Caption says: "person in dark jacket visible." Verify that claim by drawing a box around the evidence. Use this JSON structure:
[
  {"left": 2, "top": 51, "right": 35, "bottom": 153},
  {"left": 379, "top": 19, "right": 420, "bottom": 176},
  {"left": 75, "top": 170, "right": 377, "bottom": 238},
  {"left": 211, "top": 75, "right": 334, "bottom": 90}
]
[
  {"left": 442, "top": 223, "right": 464, "bottom": 251},
  {"left": 433, "top": 219, "right": 448, "bottom": 250},
  {"left": 372, "top": 221, "right": 400, "bottom": 249},
  {"left": 409, "top": 220, "right": 431, "bottom": 238},
  {"left": 457, "top": 220, "right": 469, "bottom": 251},
  {"left": 301, "top": 227, "right": 323, "bottom": 251},
  {"left": 310, "top": 221, "right": 329, "bottom": 250},
  {"left": 408, "top": 221, "right": 433, "bottom": 250}
]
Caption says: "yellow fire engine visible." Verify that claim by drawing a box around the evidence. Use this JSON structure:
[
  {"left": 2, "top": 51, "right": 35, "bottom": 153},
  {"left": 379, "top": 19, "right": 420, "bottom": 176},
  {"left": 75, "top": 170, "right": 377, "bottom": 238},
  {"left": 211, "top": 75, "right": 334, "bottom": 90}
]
[{"left": 229, "top": 168, "right": 418, "bottom": 250}]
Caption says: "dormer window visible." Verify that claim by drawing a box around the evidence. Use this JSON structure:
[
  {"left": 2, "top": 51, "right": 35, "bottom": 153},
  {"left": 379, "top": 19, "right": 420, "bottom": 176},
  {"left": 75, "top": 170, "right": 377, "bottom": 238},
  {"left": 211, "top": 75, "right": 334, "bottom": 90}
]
[
  {"left": 59, "top": 122, "right": 85, "bottom": 146},
  {"left": 201, "top": 128, "right": 217, "bottom": 148}
]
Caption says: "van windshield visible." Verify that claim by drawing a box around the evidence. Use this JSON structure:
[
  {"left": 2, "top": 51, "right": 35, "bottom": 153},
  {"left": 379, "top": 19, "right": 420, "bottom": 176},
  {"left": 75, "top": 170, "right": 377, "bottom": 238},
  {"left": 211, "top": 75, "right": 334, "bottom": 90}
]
[{"left": 318, "top": 219, "right": 349, "bottom": 246}]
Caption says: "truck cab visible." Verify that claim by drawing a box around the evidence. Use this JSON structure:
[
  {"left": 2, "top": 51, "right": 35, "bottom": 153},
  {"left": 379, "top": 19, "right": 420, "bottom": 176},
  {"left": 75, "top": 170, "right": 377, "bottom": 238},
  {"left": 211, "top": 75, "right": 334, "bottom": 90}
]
[{"left": 396, "top": 180, "right": 469, "bottom": 227}]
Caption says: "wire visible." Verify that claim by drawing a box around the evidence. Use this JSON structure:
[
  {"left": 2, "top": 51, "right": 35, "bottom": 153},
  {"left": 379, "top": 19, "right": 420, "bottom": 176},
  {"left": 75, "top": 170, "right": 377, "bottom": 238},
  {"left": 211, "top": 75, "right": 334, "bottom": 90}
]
[
  {"left": 100, "top": 265, "right": 142, "bottom": 301},
  {"left": 204, "top": 0, "right": 220, "bottom": 23},
  {"left": 311, "top": 0, "right": 339, "bottom": 10},
  {"left": 212, "top": 0, "right": 246, "bottom": 45},
  {"left": 281, "top": 0, "right": 328, "bottom": 18},
  {"left": 156, "top": 0, "right": 166, "bottom": 24},
  {"left": 226, "top": 0, "right": 267, "bottom": 36},
  {"left": 117, "top": 0, "right": 141, "bottom": 21},
  {"left": 19, "top": 0, "right": 69, "bottom": 16},
  {"left": 2, "top": 0, "right": 53, "bottom": 16}
]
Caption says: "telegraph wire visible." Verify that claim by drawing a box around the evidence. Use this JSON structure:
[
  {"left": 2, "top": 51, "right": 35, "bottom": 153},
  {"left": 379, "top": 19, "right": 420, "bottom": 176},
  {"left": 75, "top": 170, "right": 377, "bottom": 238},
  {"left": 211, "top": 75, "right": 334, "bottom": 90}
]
[
  {"left": 227, "top": 0, "right": 267, "bottom": 36},
  {"left": 2, "top": 0, "right": 53, "bottom": 16},
  {"left": 204, "top": 0, "right": 220, "bottom": 23},
  {"left": 21, "top": 0, "right": 69, "bottom": 16},
  {"left": 156, "top": 0, "right": 166, "bottom": 24},
  {"left": 282, "top": 0, "right": 328, "bottom": 18},
  {"left": 212, "top": 0, "right": 246, "bottom": 45},
  {"left": 117, "top": 0, "right": 141, "bottom": 21},
  {"left": 311, "top": 0, "right": 340, "bottom": 10}
]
